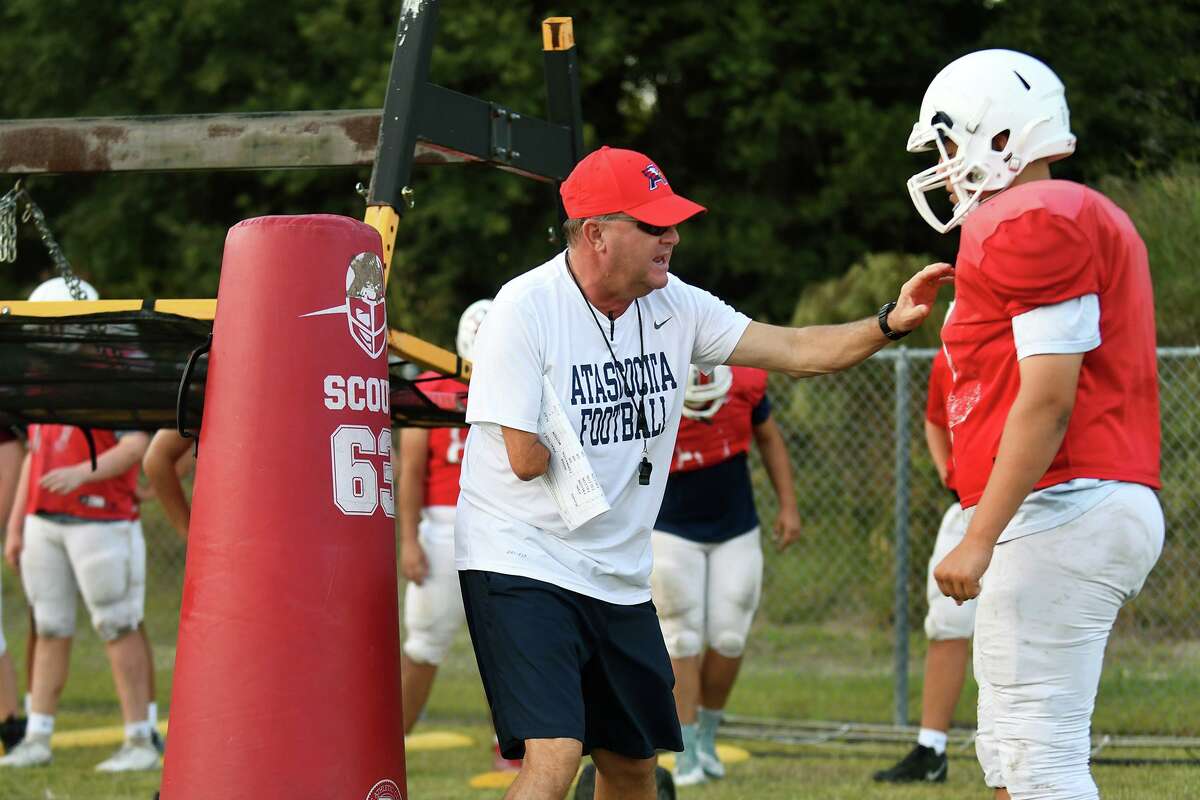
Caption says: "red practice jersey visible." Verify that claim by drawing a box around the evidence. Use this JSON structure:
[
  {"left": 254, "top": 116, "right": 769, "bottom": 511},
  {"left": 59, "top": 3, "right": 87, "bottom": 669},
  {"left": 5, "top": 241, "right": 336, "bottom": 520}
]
[
  {"left": 941, "top": 180, "right": 1160, "bottom": 507},
  {"left": 26, "top": 425, "right": 140, "bottom": 521},
  {"left": 671, "top": 366, "right": 769, "bottom": 473},
  {"left": 925, "top": 349, "right": 955, "bottom": 492},
  {"left": 417, "top": 373, "right": 470, "bottom": 507}
]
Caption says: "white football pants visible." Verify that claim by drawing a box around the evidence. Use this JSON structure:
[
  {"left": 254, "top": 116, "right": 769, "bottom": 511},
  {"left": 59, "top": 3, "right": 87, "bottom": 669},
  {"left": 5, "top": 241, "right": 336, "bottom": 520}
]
[
  {"left": 20, "top": 515, "right": 146, "bottom": 641},
  {"left": 925, "top": 502, "right": 977, "bottom": 640},
  {"left": 650, "top": 527, "right": 762, "bottom": 659},
  {"left": 974, "top": 483, "right": 1163, "bottom": 799},
  {"left": 402, "top": 506, "right": 465, "bottom": 665}
]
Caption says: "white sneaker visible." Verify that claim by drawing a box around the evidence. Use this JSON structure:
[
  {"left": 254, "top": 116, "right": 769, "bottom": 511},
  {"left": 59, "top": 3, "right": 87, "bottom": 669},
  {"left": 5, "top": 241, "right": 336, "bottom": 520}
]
[
  {"left": 673, "top": 748, "right": 707, "bottom": 787},
  {"left": 697, "top": 747, "right": 725, "bottom": 779},
  {"left": 0, "top": 734, "right": 52, "bottom": 767},
  {"left": 95, "top": 736, "right": 161, "bottom": 772}
]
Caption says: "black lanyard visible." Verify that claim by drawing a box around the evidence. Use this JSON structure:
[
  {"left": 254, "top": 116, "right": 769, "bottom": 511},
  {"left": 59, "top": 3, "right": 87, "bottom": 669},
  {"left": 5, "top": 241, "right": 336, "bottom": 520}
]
[{"left": 564, "top": 252, "right": 654, "bottom": 486}]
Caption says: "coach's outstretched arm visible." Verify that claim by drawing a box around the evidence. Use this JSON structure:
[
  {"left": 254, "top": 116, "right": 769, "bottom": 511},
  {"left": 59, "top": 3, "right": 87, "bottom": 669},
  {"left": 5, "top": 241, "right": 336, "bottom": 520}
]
[{"left": 727, "top": 263, "right": 953, "bottom": 377}]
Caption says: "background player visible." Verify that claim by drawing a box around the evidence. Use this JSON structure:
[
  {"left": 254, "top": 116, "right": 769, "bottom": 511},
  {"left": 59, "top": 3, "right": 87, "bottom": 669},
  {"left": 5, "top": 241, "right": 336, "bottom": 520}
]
[
  {"left": 397, "top": 300, "right": 519, "bottom": 770},
  {"left": 142, "top": 430, "right": 196, "bottom": 542},
  {"left": 0, "top": 428, "right": 27, "bottom": 753},
  {"left": 0, "top": 278, "right": 158, "bottom": 772},
  {"left": 873, "top": 344, "right": 974, "bottom": 784},
  {"left": 650, "top": 364, "right": 801, "bottom": 786},
  {"left": 910, "top": 50, "right": 1163, "bottom": 799}
]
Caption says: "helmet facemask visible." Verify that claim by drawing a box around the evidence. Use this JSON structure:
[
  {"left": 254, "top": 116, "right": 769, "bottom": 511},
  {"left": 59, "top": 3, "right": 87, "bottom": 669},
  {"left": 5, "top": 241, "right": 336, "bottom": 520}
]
[{"left": 905, "top": 113, "right": 997, "bottom": 234}]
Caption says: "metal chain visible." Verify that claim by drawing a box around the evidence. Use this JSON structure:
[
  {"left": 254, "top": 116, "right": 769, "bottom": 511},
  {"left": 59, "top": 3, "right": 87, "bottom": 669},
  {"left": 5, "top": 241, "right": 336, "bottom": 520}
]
[
  {"left": 0, "top": 185, "right": 18, "bottom": 264},
  {"left": 0, "top": 181, "right": 86, "bottom": 299}
]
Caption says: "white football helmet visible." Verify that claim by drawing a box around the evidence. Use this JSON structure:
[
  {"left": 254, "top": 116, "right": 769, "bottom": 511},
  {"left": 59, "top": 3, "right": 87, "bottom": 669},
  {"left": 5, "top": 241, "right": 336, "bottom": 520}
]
[
  {"left": 456, "top": 298, "right": 492, "bottom": 360},
  {"left": 682, "top": 364, "right": 733, "bottom": 420},
  {"left": 29, "top": 277, "right": 99, "bottom": 301},
  {"left": 906, "top": 49, "right": 1076, "bottom": 233}
]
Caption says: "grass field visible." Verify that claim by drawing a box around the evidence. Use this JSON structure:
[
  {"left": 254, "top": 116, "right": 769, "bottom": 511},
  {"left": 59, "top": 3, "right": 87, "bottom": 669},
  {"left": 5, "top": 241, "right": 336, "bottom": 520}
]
[
  {"left": 3, "top": 490, "right": 1199, "bottom": 800},
  {"left": 2, "top": 563, "right": 1199, "bottom": 799}
]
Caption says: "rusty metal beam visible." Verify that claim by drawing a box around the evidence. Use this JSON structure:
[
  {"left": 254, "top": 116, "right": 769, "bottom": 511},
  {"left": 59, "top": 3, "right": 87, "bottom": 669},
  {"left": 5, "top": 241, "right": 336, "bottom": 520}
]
[
  {"left": 0, "top": 106, "right": 565, "bottom": 182},
  {"left": 0, "top": 110, "right": 494, "bottom": 175},
  {"left": 0, "top": 111, "right": 382, "bottom": 173}
]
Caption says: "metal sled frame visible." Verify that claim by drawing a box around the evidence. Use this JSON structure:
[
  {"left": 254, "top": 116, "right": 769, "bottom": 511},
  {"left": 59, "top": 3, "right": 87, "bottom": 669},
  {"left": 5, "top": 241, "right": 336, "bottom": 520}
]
[{"left": 0, "top": 3, "right": 584, "bottom": 430}]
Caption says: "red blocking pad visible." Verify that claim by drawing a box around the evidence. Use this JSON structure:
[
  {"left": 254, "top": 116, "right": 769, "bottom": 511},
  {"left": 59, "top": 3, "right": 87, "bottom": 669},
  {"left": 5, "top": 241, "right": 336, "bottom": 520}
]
[{"left": 161, "top": 215, "right": 406, "bottom": 800}]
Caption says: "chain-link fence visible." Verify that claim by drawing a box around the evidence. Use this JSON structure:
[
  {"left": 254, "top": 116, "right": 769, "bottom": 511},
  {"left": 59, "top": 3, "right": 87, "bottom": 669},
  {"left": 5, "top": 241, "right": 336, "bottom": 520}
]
[
  {"left": 749, "top": 347, "right": 1200, "bottom": 739},
  {"left": 15, "top": 347, "right": 1194, "bottom": 742}
]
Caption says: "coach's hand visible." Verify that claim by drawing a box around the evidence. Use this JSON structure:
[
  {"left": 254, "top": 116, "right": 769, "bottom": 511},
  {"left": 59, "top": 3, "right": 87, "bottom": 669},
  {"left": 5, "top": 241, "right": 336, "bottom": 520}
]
[
  {"left": 888, "top": 262, "right": 954, "bottom": 333},
  {"left": 934, "top": 538, "right": 992, "bottom": 604},
  {"left": 401, "top": 538, "right": 430, "bottom": 586}
]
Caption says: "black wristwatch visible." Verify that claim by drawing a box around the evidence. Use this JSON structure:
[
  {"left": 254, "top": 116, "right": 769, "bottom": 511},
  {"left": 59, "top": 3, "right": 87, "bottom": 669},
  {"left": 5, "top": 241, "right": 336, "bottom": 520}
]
[{"left": 877, "top": 300, "right": 910, "bottom": 341}]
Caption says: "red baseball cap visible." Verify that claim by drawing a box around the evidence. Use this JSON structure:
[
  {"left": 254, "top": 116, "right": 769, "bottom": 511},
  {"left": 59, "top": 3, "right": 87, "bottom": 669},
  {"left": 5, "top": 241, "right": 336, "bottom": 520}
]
[{"left": 560, "top": 146, "right": 706, "bottom": 226}]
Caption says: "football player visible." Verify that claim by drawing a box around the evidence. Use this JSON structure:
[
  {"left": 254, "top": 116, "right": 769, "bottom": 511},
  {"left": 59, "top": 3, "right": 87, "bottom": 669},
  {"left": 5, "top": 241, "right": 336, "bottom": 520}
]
[
  {"left": 650, "top": 365, "right": 800, "bottom": 786},
  {"left": 1, "top": 279, "right": 158, "bottom": 772},
  {"left": 874, "top": 345, "right": 974, "bottom": 784},
  {"left": 0, "top": 429, "right": 28, "bottom": 753},
  {"left": 911, "top": 50, "right": 1162, "bottom": 800},
  {"left": 397, "top": 300, "right": 519, "bottom": 770}
]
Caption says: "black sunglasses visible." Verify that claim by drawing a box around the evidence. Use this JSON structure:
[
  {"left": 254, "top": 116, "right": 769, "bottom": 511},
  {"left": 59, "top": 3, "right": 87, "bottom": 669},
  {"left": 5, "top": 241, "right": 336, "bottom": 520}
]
[
  {"left": 607, "top": 215, "right": 670, "bottom": 237},
  {"left": 633, "top": 219, "right": 671, "bottom": 237}
]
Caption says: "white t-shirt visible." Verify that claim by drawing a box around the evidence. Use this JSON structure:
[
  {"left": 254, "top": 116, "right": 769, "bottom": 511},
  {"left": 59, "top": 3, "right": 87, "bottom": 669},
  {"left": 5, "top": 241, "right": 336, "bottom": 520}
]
[
  {"left": 981, "top": 293, "right": 1119, "bottom": 543},
  {"left": 456, "top": 251, "right": 751, "bottom": 603}
]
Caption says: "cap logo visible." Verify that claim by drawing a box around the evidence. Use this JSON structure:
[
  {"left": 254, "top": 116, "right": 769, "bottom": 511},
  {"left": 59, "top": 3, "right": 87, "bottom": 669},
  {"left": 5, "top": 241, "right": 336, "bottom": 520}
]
[{"left": 643, "top": 164, "right": 666, "bottom": 191}]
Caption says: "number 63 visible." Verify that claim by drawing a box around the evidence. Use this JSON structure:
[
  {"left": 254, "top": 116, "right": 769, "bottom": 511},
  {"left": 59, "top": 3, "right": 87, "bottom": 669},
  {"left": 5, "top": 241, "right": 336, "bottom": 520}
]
[{"left": 330, "top": 424, "right": 395, "bottom": 517}]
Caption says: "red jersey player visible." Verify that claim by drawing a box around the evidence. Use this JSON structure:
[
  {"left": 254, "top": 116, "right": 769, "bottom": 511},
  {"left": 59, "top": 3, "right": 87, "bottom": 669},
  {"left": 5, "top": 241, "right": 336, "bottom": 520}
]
[
  {"left": 1, "top": 278, "right": 160, "bottom": 773},
  {"left": 874, "top": 342, "right": 976, "bottom": 784},
  {"left": 396, "top": 299, "right": 520, "bottom": 770},
  {"left": 908, "top": 50, "right": 1162, "bottom": 800},
  {"left": 650, "top": 365, "right": 800, "bottom": 786}
]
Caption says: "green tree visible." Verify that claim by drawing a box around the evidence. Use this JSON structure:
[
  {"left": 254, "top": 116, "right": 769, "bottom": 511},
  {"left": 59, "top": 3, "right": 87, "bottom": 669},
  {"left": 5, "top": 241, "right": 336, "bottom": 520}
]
[{"left": 1, "top": 0, "right": 1196, "bottom": 348}]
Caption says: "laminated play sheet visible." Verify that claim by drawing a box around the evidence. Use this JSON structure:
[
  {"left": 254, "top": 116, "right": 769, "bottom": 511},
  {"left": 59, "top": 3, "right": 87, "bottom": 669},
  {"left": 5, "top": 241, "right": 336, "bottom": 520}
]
[{"left": 538, "top": 374, "right": 610, "bottom": 530}]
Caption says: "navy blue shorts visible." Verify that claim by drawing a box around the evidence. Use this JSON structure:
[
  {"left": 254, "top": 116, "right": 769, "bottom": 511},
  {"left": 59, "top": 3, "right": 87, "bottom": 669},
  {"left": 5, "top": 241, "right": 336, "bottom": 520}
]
[{"left": 459, "top": 569, "right": 683, "bottom": 760}]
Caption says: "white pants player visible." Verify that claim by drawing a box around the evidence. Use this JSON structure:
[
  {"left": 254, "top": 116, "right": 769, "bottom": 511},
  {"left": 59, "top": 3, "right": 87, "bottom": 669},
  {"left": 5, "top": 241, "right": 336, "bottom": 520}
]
[
  {"left": 925, "top": 503, "right": 976, "bottom": 641},
  {"left": 973, "top": 483, "right": 1163, "bottom": 800},
  {"left": 20, "top": 515, "right": 146, "bottom": 641},
  {"left": 650, "top": 527, "right": 762, "bottom": 658},
  {"left": 402, "top": 506, "right": 465, "bottom": 665}
]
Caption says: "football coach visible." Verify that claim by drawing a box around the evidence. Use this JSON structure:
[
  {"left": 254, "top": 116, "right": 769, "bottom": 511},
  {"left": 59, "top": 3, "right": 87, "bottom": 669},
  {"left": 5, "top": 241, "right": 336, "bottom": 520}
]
[{"left": 454, "top": 145, "right": 952, "bottom": 800}]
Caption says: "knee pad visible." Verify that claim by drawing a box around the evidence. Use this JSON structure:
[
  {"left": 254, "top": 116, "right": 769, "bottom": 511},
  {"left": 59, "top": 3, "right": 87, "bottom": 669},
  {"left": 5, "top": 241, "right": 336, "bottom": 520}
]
[
  {"left": 31, "top": 608, "right": 76, "bottom": 639},
  {"left": 711, "top": 631, "right": 747, "bottom": 658},
  {"left": 975, "top": 733, "right": 1005, "bottom": 789},
  {"left": 707, "top": 599, "right": 754, "bottom": 658},
  {"left": 24, "top": 574, "right": 78, "bottom": 639},
  {"left": 705, "top": 529, "right": 762, "bottom": 658},
  {"left": 924, "top": 594, "right": 977, "bottom": 640},
  {"left": 92, "top": 606, "right": 143, "bottom": 642},
  {"left": 663, "top": 629, "right": 703, "bottom": 659},
  {"left": 402, "top": 622, "right": 457, "bottom": 666},
  {"left": 650, "top": 532, "right": 706, "bottom": 659}
]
